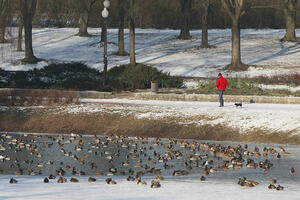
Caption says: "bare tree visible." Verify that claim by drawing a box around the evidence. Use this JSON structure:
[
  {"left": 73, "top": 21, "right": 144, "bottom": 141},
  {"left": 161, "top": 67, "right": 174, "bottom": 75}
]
[
  {"left": 129, "top": 0, "right": 136, "bottom": 67},
  {"left": 199, "top": 0, "right": 212, "bottom": 48},
  {"left": 19, "top": 0, "right": 39, "bottom": 63},
  {"left": 77, "top": 0, "right": 96, "bottom": 37},
  {"left": 116, "top": 0, "right": 128, "bottom": 56},
  {"left": 178, "top": 0, "right": 192, "bottom": 39},
  {"left": 17, "top": 13, "right": 23, "bottom": 51},
  {"left": 0, "top": 0, "right": 9, "bottom": 43},
  {"left": 281, "top": 0, "right": 300, "bottom": 42},
  {"left": 221, "top": 0, "right": 248, "bottom": 71}
]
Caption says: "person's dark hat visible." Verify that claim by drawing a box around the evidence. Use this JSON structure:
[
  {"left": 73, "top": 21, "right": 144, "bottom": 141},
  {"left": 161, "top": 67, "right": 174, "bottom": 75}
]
[{"left": 218, "top": 73, "right": 222, "bottom": 76}]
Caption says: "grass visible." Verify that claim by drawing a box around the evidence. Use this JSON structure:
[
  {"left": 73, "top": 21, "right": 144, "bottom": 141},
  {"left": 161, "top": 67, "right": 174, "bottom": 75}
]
[
  {"left": 1, "top": 109, "right": 300, "bottom": 145},
  {"left": 250, "top": 73, "right": 300, "bottom": 86},
  {"left": 0, "top": 89, "right": 79, "bottom": 106},
  {"left": 188, "top": 78, "right": 300, "bottom": 97}
]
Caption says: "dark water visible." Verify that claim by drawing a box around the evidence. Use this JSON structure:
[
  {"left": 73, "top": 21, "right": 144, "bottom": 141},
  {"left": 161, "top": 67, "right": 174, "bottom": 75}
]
[{"left": 0, "top": 132, "right": 299, "bottom": 184}]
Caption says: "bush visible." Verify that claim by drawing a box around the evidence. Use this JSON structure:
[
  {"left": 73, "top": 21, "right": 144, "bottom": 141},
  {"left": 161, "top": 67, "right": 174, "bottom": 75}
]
[
  {"left": 0, "top": 62, "right": 182, "bottom": 91},
  {"left": 4, "top": 63, "right": 102, "bottom": 90},
  {"left": 192, "top": 78, "right": 297, "bottom": 96},
  {"left": 105, "top": 63, "right": 183, "bottom": 91},
  {"left": 250, "top": 73, "right": 300, "bottom": 86}
]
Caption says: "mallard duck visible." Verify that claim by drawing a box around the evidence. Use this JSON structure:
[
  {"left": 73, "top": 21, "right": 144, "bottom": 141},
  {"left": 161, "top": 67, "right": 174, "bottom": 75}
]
[
  {"left": 70, "top": 178, "right": 79, "bottom": 182},
  {"left": 290, "top": 167, "right": 295, "bottom": 176},
  {"left": 269, "top": 178, "right": 277, "bottom": 184},
  {"left": 137, "top": 180, "right": 147, "bottom": 185},
  {"left": 276, "top": 185, "right": 284, "bottom": 190},
  {"left": 238, "top": 177, "right": 258, "bottom": 187},
  {"left": 156, "top": 176, "right": 164, "bottom": 181},
  {"left": 151, "top": 180, "right": 161, "bottom": 188},
  {"left": 127, "top": 176, "right": 135, "bottom": 181},
  {"left": 49, "top": 174, "right": 56, "bottom": 179},
  {"left": 277, "top": 153, "right": 281, "bottom": 159},
  {"left": 57, "top": 177, "right": 67, "bottom": 183},
  {"left": 105, "top": 178, "right": 117, "bottom": 184},
  {"left": 268, "top": 184, "right": 276, "bottom": 189},
  {"left": 88, "top": 177, "right": 96, "bottom": 182},
  {"left": 203, "top": 170, "right": 209, "bottom": 176},
  {"left": 43, "top": 178, "right": 49, "bottom": 183},
  {"left": 9, "top": 178, "right": 18, "bottom": 184}
]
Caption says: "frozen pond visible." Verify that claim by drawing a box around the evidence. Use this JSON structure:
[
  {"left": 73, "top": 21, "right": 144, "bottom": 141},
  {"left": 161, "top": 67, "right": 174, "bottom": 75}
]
[{"left": 0, "top": 132, "right": 299, "bottom": 200}]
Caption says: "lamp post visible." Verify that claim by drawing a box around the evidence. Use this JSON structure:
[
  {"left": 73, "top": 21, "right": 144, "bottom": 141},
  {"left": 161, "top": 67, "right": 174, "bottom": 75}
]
[{"left": 102, "top": 0, "right": 110, "bottom": 86}]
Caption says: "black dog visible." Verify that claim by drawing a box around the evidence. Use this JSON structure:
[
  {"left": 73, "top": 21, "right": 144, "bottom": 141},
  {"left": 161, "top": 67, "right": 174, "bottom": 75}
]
[{"left": 234, "top": 103, "right": 242, "bottom": 108}]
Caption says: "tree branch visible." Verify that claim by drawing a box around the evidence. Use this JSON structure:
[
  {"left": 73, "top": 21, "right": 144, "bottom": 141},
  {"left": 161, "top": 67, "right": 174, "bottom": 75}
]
[{"left": 221, "top": 0, "right": 235, "bottom": 21}]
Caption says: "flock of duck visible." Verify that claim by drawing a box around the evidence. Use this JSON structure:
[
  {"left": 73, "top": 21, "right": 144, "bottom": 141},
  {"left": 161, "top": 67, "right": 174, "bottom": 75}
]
[{"left": 0, "top": 132, "right": 296, "bottom": 190}]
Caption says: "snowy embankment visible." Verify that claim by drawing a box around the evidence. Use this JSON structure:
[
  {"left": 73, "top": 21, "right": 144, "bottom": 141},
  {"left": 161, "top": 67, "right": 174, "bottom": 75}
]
[
  {"left": 1, "top": 174, "right": 299, "bottom": 200},
  {"left": 51, "top": 98, "right": 300, "bottom": 134},
  {"left": 1, "top": 28, "right": 300, "bottom": 78}
]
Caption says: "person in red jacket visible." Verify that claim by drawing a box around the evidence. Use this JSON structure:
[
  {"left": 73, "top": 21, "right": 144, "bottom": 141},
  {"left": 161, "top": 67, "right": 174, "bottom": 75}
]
[{"left": 216, "top": 73, "right": 228, "bottom": 107}]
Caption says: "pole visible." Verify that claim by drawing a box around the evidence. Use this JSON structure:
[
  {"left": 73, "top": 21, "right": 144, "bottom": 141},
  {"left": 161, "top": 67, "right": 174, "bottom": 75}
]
[{"left": 103, "top": 18, "right": 108, "bottom": 86}]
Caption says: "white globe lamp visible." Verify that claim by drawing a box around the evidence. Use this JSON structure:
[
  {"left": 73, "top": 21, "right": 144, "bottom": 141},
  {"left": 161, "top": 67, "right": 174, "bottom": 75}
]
[
  {"left": 102, "top": 8, "right": 109, "bottom": 18},
  {"left": 103, "top": 0, "right": 110, "bottom": 8}
]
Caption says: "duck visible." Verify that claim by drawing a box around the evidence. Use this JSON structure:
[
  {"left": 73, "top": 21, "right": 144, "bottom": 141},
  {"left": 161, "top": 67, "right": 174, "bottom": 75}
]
[
  {"left": 203, "top": 169, "right": 209, "bottom": 176},
  {"left": 238, "top": 177, "right": 259, "bottom": 187},
  {"left": 127, "top": 176, "right": 135, "bottom": 181},
  {"left": 290, "top": 167, "right": 295, "bottom": 176},
  {"left": 43, "top": 177, "right": 49, "bottom": 183},
  {"left": 137, "top": 180, "right": 147, "bottom": 185},
  {"left": 57, "top": 177, "right": 67, "bottom": 183},
  {"left": 70, "top": 178, "right": 79, "bottom": 182},
  {"left": 268, "top": 184, "right": 276, "bottom": 189},
  {"left": 155, "top": 176, "right": 164, "bottom": 181},
  {"left": 276, "top": 185, "right": 284, "bottom": 190},
  {"left": 49, "top": 174, "right": 56, "bottom": 179},
  {"left": 88, "top": 177, "right": 96, "bottom": 182},
  {"left": 277, "top": 153, "right": 281, "bottom": 159},
  {"left": 9, "top": 178, "right": 18, "bottom": 184},
  {"left": 269, "top": 178, "right": 277, "bottom": 184},
  {"left": 150, "top": 180, "right": 161, "bottom": 188},
  {"left": 105, "top": 178, "right": 117, "bottom": 184}
]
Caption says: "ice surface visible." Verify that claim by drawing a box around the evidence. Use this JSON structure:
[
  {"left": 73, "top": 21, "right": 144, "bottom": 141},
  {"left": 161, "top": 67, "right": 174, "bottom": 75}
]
[{"left": 0, "top": 133, "right": 299, "bottom": 200}]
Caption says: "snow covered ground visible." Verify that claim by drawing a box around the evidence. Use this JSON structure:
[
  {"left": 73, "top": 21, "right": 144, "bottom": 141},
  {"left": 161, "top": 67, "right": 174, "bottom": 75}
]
[
  {"left": 1, "top": 28, "right": 300, "bottom": 78},
  {"left": 1, "top": 173, "right": 299, "bottom": 200},
  {"left": 51, "top": 98, "right": 300, "bottom": 134}
]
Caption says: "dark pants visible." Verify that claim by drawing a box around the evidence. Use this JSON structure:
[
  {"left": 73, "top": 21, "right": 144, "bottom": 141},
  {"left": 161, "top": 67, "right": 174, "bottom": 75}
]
[{"left": 219, "top": 91, "right": 224, "bottom": 106}]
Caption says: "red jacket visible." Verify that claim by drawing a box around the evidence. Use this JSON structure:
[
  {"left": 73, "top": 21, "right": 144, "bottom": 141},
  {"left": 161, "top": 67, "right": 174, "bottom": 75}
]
[{"left": 216, "top": 76, "right": 228, "bottom": 91}]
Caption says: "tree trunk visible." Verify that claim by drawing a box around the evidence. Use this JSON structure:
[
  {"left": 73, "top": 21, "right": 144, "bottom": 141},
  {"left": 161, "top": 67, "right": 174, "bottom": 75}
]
[
  {"left": 77, "top": 0, "right": 96, "bottom": 37},
  {"left": 117, "top": 0, "right": 127, "bottom": 56},
  {"left": 281, "top": 0, "right": 299, "bottom": 42},
  {"left": 230, "top": 20, "right": 247, "bottom": 71},
  {"left": 20, "top": 0, "right": 39, "bottom": 63},
  {"left": 78, "top": 12, "right": 90, "bottom": 37},
  {"left": 78, "top": 12, "right": 89, "bottom": 37},
  {"left": 201, "top": 13, "right": 209, "bottom": 48},
  {"left": 221, "top": 0, "right": 248, "bottom": 71},
  {"left": 129, "top": 0, "right": 136, "bottom": 67},
  {"left": 23, "top": 14, "right": 38, "bottom": 63},
  {"left": 0, "top": 0, "right": 9, "bottom": 43},
  {"left": 0, "top": 26, "right": 5, "bottom": 43},
  {"left": 178, "top": 0, "right": 192, "bottom": 40},
  {"left": 17, "top": 15, "right": 23, "bottom": 51},
  {"left": 200, "top": 0, "right": 211, "bottom": 48}
]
